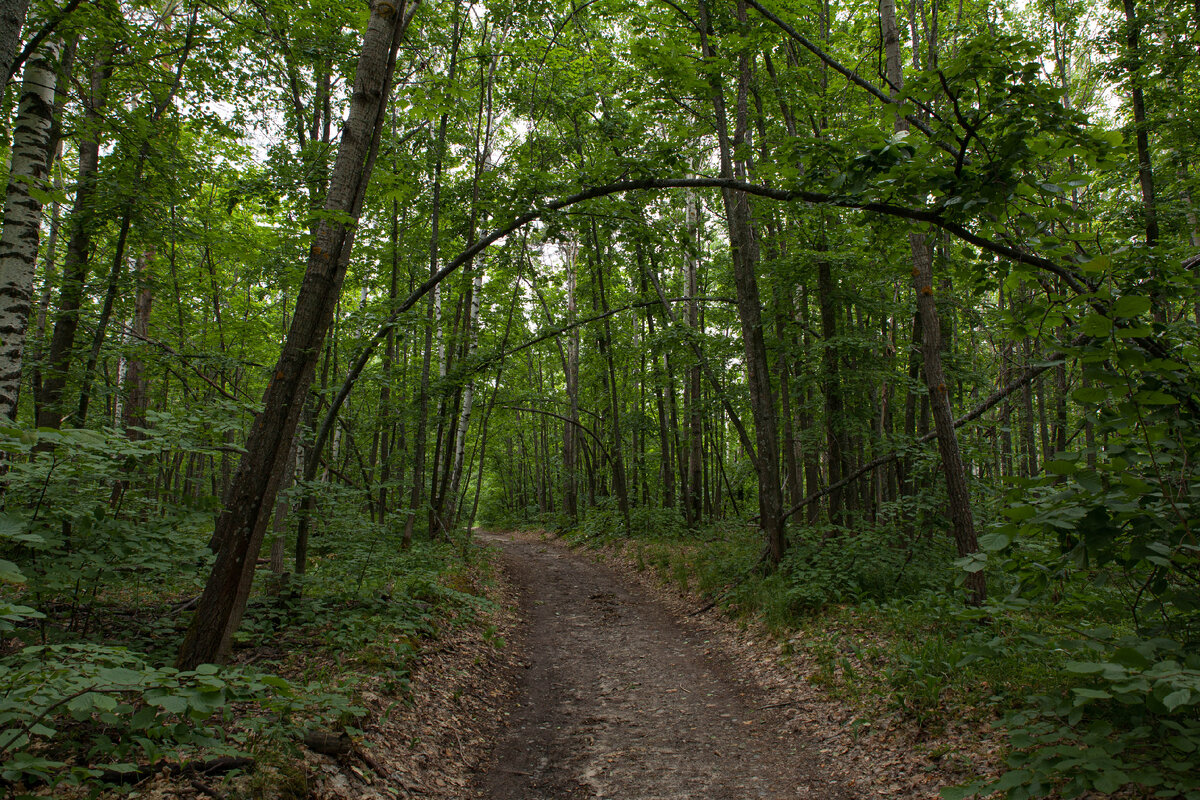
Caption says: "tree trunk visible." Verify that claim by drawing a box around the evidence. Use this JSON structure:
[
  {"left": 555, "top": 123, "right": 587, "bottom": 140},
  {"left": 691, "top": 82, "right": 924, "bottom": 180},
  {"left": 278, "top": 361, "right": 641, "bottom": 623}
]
[
  {"left": 564, "top": 246, "right": 580, "bottom": 521},
  {"left": 1120, "top": 0, "right": 1159, "bottom": 248},
  {"left": 0, "top": 0, "right": 29, "bottom": 91},
  {"left": 121, "top": 251, "right": 152, "bottom": 435},
  {"left": 685, "top": 191, "right": 704, "bottom": 527},
  {"left": 699, "top": 0, "right": 786, "bottom": 564},
  {"left": 883, "top": 0, "right": 983, "bottom": 603},
  {"left": 817, "top": 249, "right": 844, "bottom": 524},
  {"left": 0, "top": 40, "right": 59, "bottom": 420},
  {"left": 376, "top": 199, "right": 400, "bottom": 522},
  {"left": 911, "top": 235, "right": 985, "bottom": 603},
  {"left": 590, "top": 222, "right": 632, "bottom": 534},
  {"left": 176, "top": 0, "right": 417, "bottom": 669},
  {"left": 404, "top": 8, "right": 459, "bottom": 547},
  {"left": 448, "top": 268, "right": 482, "bottom": 525},
  {"left": 36, "top": 44, "right": 112, "bottom": 430}
]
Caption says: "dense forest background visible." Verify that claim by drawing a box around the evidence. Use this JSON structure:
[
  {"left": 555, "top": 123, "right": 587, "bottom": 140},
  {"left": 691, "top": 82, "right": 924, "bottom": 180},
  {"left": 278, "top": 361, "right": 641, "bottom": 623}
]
[{"left": 0, "top": 0, "right": 1197, "bottom": 795}]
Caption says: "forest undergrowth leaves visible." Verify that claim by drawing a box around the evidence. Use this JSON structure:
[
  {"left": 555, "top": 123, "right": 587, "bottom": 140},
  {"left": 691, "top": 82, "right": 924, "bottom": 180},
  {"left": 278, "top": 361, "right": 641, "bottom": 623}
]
[
  {"left": 558, "top": 497, "right": 1200, "bottom": 800},
  {"left": 0, "top": 422, "right": 498, "bottom": 797}
]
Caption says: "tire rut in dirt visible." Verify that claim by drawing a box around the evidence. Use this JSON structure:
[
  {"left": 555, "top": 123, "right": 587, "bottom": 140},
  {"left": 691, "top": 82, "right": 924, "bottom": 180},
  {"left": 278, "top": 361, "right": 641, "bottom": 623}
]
[{"left": 473, "top": 532, "right": 851, "bottom": 800}]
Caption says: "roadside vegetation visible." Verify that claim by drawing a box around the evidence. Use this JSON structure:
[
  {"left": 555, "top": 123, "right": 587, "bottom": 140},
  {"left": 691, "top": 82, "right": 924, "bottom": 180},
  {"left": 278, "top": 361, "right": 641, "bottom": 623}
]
[{"left": 0, "top": 423, "right": 495, "bottom": 796}]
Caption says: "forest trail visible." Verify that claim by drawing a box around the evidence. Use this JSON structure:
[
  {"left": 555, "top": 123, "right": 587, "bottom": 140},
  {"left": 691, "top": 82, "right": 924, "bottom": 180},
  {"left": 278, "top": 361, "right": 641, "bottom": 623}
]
[{"left": 472, "top": 531, "right": 852, "bottom": 800}]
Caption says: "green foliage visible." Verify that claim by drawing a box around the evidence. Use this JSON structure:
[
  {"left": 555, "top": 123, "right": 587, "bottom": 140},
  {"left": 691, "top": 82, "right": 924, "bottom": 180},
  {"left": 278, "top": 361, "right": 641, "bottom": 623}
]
[
  {"left": 0, "top": 643, "right": 358, "bottom": 793},
  {"left": 730, "top": 521, "right": 959, "bottom": 629},
  {"left": 0, "top": 413, "right": 491, "bottom": 792},
  {"left": 946, "top": 634, "right": 1200, "bottom": 799}
]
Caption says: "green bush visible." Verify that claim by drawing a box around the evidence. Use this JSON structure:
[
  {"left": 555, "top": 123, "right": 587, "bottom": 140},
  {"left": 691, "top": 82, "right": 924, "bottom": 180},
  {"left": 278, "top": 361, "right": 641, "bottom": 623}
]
[{"left": 0, "top": 643, "right": 361, "bottom": 793}]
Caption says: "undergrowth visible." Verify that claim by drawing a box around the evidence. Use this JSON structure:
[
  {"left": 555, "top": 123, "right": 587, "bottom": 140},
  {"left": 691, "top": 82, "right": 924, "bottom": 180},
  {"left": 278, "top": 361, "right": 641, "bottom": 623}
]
[
  {"left": 0, "top": 425, "right": 496, "bottom": 796},
  {"left": 557, "top": 490, "right": 1200, "bottom": 800}
]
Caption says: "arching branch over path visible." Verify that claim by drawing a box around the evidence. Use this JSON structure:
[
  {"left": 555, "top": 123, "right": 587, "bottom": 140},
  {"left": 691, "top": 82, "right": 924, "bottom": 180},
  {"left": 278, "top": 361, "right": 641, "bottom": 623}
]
[
  {"left": 186, "top": 158, "right": 1112, "bottom": 666},
  {"left": 312, "top": 175, "right": 1090, "bottom": 483}
]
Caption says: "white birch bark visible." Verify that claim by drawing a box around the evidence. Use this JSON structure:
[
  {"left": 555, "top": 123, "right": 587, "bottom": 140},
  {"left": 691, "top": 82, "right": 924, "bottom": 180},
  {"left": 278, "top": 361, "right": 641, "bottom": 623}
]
[{"left": 0, "top": 41, "right": 59, "bottom": 420}]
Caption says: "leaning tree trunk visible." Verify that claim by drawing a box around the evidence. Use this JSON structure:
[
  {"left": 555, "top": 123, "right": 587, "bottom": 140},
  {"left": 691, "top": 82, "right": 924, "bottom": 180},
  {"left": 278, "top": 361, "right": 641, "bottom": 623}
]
[
  {"left": 882, "top": 0, "right": 984, "bottom": 604},
  {"left": 0, "top": 40, "right": 59, "bottom": 420},
  {"left": 177, "top": 0, "right": 418, "bottom": 669}
]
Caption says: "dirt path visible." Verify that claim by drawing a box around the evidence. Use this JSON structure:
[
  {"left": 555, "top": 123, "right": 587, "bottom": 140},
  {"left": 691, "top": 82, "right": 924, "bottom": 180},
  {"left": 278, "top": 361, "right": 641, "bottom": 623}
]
[{"left": 473, "top": 531, "right": 852, "bottom": 800}]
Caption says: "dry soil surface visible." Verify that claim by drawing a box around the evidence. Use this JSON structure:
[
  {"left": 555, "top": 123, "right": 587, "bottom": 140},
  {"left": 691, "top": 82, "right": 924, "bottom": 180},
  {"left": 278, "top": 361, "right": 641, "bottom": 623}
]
[{"left": 472, "top": 531, "right": 854, "bottom": 800}]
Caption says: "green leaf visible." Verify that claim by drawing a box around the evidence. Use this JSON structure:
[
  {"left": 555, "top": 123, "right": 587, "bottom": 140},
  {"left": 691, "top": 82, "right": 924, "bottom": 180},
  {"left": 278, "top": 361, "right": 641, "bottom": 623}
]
[
  {"left": 992, "top": 769, "right": 1032, "bottom": 792},
  {"left": 0, "top": 559, "right": 26, "bottom": 585},
  {"left": 1094, "top": 770, "right": 1130, "bottom": 792},
  {"left": 1079, "top": 313, "right": 1113, "bottom": 337},
  {"left": 1072, "top": 386, "right": 1108, "bottom": 404},
  {"left": 1072, "top": 687, "right": 1112, "bottom": 704},
  {"left": 148, "top": 694, "right": 188, "bottom": 714},
  {"left": 1113, "top": 295, "right": 1151, "bottom": 318},
  {"left": 1003, "top": 505, "right": 1036, "bottom": 522},
  {"left": 131, "top": 706, "right": 158, "bottom": 730},
  {"left": 1163, "top": 690, "right": 1191, "bottom": 711},
  {"left": 1110, "top": 648, "right": 1151, "bottom": 669},
  {"left": 979, "top": 532, "right": 1012, "bottom": 551},
  {"left": 1131, "top": 390, "right": 1178, "bottom": 406},
  {"left": 98, "top": 667, "right": 145, "bottom": 685}
]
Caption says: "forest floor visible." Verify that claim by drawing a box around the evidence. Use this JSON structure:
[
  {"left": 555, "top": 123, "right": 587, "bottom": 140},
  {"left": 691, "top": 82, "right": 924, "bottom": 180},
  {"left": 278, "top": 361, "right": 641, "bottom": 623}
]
[{"left": 471, "top": 530, "right": 990, "bottom": 799}]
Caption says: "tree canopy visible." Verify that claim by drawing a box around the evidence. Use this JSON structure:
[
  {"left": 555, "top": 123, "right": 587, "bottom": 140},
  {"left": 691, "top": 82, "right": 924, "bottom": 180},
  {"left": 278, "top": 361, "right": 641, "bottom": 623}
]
[{"left": 0, "top": 0, "right": 1198, "bottom": 794}]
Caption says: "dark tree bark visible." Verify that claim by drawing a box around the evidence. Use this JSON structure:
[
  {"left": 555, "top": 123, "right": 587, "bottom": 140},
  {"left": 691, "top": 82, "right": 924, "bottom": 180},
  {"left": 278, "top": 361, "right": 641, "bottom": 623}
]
[
  {"left": 177, "top": 0, "right": 418, "bottom": 669},
  {"left": 817, "top": 249, "right": 844, "bottom": 524},
  {"left": 883, "top": 0, "right": 983, "bottom": 603},
  {"left": 564, "top": 248, "right": 581, "bottom": 521},
  {"left": 699, "top": 0, "right": 786, "bottom": 564},
  {"left": 590, "top": 222, "right": 632, "bottom": 534},
  {"left": 36, "top": 44, "right": 113, "bottom": 430},
  {"left": 685, "top": 193, "right": 704, "bottom": 527},
  {"left": 1120, "top": 0, "right": 1159, "bottom": 248},
  {"left": 910, "top": 235, "right": 985, "bottom": 604},
  {"left": 0, "top": 0, "right": 29, "bottom": 92},
  {"left": 405, "top": 6, "right": 461, "bottom": 547},
  {"left": 121, "top": 251, "right": 152, "bottom": 435}
]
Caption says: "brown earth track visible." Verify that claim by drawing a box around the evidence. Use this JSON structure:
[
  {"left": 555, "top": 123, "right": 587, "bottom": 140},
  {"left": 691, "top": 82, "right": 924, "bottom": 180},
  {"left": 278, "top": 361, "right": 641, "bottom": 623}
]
[{"left": 472, "top": 531, "right": 853, "bottom": 800}]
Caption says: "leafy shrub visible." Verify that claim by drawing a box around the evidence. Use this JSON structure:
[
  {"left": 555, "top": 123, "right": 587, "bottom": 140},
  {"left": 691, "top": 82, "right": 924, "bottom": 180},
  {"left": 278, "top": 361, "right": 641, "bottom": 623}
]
[
  {"left": 731, "top": 522, "right": 959, "bottom": 624},
  {"left": 0, "top": 643, "right": 361, "bottom": 792},
  {"left": 947, "top": 635, "right": 1200, "bottom": 799}
]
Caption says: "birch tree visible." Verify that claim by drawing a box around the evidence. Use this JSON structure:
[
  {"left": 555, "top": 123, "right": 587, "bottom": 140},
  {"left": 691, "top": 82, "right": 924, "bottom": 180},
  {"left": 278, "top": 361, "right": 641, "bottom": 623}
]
[{"left": 0, "top": 41, "right": 59, "bottom": 420}]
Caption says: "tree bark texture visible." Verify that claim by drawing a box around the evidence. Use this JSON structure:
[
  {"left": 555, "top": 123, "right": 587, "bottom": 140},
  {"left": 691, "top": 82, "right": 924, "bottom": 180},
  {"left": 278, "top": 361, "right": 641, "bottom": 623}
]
[
  {"left": 0, "top": 40, "right": 58, "bottom": 420},
  {"left": 910, "top": 235, "right": 985, "bottom": 604},
  {"left": 177, "top": 0, "right": 417, "bottom": 669},
  {"left": 700, "top": 0, "right": 786, "bottom": 563},
  {"left": 883, "top": 0, "right": 984, "bottom": 603},
  {"left": 36, "top": 44, "right": 112, "bottom": 430},
  {"left": 0, "top": 0, "right": 29, "bottom": 92}
]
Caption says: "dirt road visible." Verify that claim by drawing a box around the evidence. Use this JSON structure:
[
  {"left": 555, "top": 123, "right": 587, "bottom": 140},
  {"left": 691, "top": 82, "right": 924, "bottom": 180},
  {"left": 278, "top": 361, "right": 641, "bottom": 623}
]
[{"left": 473, "top": 531, "right": 851, "bottom": 800}]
